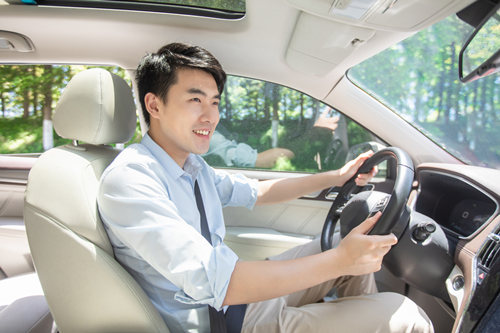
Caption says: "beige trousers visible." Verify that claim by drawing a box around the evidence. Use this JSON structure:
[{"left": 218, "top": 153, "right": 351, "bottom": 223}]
[{"left": 241, "top": 239, "right": 433, "bottom": 333}]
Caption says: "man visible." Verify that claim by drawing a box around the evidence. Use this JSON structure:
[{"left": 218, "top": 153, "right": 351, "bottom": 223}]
[{"left": 97, "top": 43, "right": 433, "bottom": 332}]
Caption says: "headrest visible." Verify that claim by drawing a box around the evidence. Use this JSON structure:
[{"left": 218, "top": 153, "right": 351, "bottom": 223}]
[{"left": 53, "top": 68, "right": 137, "bottom": 145}]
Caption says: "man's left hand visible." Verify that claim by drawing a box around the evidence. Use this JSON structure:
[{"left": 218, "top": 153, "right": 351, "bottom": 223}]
[{"left": 339, "top": 151, "right": 377, "bottom": 186}]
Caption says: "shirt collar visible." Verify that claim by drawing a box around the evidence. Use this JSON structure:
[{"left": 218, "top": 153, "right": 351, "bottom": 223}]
[{"left": 141, "top": 133, "right": 202, "bottom": 180}]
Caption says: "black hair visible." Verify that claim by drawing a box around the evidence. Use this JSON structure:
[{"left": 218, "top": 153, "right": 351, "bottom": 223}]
[{"left": 135, "top": 42, "right": 227, "bottom": 126}]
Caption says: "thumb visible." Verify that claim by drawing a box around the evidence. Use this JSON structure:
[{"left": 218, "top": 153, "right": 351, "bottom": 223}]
[{"left": 353, "top": 211, "right": 381, "bottom": 235}]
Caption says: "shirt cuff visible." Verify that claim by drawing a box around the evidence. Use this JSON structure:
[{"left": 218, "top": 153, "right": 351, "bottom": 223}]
[{"left": 173, "top": 243, "right": 239, "bottom": 310}]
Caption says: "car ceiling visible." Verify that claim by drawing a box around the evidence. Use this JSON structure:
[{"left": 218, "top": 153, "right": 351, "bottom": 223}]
[{"left": 0, "top": 0, "right": 476, "bottom": 101}]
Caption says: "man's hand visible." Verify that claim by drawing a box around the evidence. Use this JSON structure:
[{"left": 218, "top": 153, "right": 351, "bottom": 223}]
[
  {"left": 332, "top": 212, "right": 397, "bottom": 277},
  {"left": 339, "top": 150, "right": 377, "bottom": 186}
]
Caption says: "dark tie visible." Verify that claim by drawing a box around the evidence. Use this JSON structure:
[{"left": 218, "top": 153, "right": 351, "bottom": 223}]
[{"left": 194, "top": 180, "right": 246, "bottom": 333}]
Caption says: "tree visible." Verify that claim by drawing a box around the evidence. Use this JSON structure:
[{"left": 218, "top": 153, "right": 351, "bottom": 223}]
[{"left": 41, "top": 65, "right": 54, "bottom": 150}]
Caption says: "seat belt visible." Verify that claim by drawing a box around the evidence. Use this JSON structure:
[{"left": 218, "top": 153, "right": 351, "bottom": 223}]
[{"left": 194, "top": 180, "right": 247, "bottom": 333}]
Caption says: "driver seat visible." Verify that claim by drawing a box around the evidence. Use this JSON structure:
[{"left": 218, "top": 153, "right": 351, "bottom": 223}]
[{"left": 23, "top": 68, "right": 169, "bottom": 332}]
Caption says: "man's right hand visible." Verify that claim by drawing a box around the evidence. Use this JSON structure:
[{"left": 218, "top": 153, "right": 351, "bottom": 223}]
[{"left": 331, "top": 212, "right": 397, "bottom": 277}]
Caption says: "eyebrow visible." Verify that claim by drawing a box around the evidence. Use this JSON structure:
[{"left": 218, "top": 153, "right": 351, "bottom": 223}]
[{"left": 187, "top": 88, "right": 221, "bottom": 100}]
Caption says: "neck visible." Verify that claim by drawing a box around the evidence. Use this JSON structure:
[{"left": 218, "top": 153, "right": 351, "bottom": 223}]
[{"left": 147, "top": 128, "right": 188, "bottom": 168}]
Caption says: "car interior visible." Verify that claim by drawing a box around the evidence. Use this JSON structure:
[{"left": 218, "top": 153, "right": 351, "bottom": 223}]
[{"left": 0, "top": 0, "right": 499, "bottom": 332}]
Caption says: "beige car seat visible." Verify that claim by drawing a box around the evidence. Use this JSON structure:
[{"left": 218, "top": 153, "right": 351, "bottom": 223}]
[{"left": 24, "top": 68, "right": 169, "bottom": 332}]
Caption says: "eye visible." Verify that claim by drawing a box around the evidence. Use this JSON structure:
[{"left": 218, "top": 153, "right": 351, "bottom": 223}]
[
  {"left": 191, "top": 97, "right": 201, "bottom": 102},
  {"left": 213, "top": 101, "right": 219, "bottom": 106}
]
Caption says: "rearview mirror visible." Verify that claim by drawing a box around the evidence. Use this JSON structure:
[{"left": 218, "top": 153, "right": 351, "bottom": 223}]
[{"left": 459, "top": 3, "right": 500, "bottom": 83}]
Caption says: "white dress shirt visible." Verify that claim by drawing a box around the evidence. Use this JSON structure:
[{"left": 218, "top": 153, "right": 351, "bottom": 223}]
[{"left": 97, "top": 133, "right": 258, "bottom": 332}]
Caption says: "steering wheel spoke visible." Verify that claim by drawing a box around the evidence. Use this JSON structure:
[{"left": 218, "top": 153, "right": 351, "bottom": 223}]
[{"left": 334, "top": 204, "right": 346, "bottom": 216}]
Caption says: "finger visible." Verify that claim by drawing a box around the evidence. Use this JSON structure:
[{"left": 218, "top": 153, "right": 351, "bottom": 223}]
[
  {"left": 353, "top": 211, "right": 381, "bottom": 234},
  {"left": 356, "top": 165, "right": 378, "bottom": 184},
  {"left": 356, "top": 151, "right": 372, "bottom": 161},
  {"left": 379, "top": 244, "right": 394, "bottom": 256},
  {"left": 361, "top": 150, "right": 374, "bottom": 158},
  {"left": 355, "top": 177, "right": 369, "bottom": 186},
  {"left": 353, "top": 150, "right": 374, "bottom": 167},
  {"left": 355, "top": 170, "right": 376, "bottom": 185},
  {"left": 376, "top": 234, "right": 398, "bottom": 249},
  {"left": 351, "top": 156, "right": 369, "bottom": 171},
  {"left": 363, "top": 166, "right": 377, "bottom": 177},
  {"left": 369, "top": 233, "right": 398, "bottom": 247}
]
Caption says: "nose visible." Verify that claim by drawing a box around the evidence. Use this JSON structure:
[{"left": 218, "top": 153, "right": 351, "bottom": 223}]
[{"left": 200, "top": 102, "right": 220, "bottom": 125}]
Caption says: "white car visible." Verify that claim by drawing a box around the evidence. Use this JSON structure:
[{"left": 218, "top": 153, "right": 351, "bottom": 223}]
[{"left": 0, "top": 0, "right": 499, "bottom": 332}]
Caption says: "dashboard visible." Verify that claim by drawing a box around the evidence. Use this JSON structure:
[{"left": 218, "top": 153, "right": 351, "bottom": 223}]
[
  {"left": 413, "top": 164, "right": 500, "bottom": 333},
  {"left": 415, "top": 170, "right": 497, "bottom": 238}
]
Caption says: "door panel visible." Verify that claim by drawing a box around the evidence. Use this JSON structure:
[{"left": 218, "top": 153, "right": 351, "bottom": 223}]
[
  {"left": 0, "top": 156, "right": 36, "bottom": 278},
  {"left": 224, "top": 196, "right": 331, "bottom": 260}
]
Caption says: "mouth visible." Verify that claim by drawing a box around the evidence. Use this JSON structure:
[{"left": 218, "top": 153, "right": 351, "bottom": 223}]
[{"left": 193, "top": 129, "right": 211, "bottom": 136}]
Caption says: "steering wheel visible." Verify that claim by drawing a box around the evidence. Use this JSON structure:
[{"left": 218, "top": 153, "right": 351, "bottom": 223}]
[{"left": 321, "top": 147, "right": 414, "bottom": 251}]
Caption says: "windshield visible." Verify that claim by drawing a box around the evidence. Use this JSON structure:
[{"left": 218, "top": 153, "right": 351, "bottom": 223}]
[{"left": 349, "top": 13, "right": 500, "bottom": 168}]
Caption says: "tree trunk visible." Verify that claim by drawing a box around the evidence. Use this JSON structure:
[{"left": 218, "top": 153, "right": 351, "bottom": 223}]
[
  {"left": 22, "top": 66, "right": 32, "bottom": 118},
  {"left": 263, "top": 82, "right": 272, "bottom": 121},
  {"left": 414, "top": 70, "right": 422, "bottom": 122},
  {"left": 312, "top": 100, "right": 320, "bottom": 126},
  {"left": 282, "top": 93, "right": 287, "bottom": 122},
  {"left": 23, "top": 89, "right": 30, "bottom": 118},
  {"left": 435, "top": 68, "right": 446, "bottom": 121},
  {"left": 489, "top": 76, "right": 498, "bottom": 121},
  {"left": 479, "top": 78, "right": 487, "bottom": 123},
  {"left": 32, "top": 91, "right": 39, "bottom": 117},
  {"left": 271, "top": 84, "right": 280, "bottom": 147},
  {"left": 444, "top": 43, "right": 456, "bottom": 125},
  {"left": 41, "top": 65, "right": 54, "bottom": 150},
  {"left": 1, "top": 93, "right": 5, "bottom": 117},
  {"left": 299, "top": 94, "right": 304, "bottom": 127}
]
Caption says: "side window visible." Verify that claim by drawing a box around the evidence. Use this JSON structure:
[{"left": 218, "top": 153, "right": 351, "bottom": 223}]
[
  {"left": 204, "top": 76, "right": 386, "bottom": 173},
  {"left": 0, "top": 65, "right": 140, "bottom": 155}
]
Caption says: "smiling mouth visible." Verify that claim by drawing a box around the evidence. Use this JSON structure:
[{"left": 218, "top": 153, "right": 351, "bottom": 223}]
[{"left": 193, "top": 129, "right": 210, "bottom": 136}]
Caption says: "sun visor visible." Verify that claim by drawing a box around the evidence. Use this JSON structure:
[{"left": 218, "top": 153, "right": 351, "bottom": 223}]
[
  {"left": 286, "top": 0, "right": 460, "bottom": 31},
  {"left": 286, "top": 12, "right": 375, "bottom": 75}
]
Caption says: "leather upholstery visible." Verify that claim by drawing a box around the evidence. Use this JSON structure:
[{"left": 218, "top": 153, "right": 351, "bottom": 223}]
[
  {"left": 53, "top": 68, "right": 136, "bottom": 145},
  {"left": 24, "top": 69, "right": 169, "bottom": 332},
  {"left": 0, "top": 273, "right": 53, "bottom": 333}
]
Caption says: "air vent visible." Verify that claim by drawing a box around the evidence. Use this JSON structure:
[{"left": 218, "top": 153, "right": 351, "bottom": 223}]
[{"left": 478, "top": 231, "right": 500, "bottom": 271}]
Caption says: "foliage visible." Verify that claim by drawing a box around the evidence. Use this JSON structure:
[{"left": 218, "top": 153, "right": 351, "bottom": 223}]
[
  {"left": 148, "top": 0, "right": 244, "bottom": 12},
  {"left": 272, "top": 156, "right": 296, "bottom": 172},
  {"left": 0, "top": 116, "right": 71, "bottom": 153},
  {"left": 349, "top": 15, "right": 500, "bottom": 168},
  {"left": 1, "top": 13, "right": 498, "bottom": 170},
  {"left": 0, "top": 64, "right": 140, "bottom": 153}
]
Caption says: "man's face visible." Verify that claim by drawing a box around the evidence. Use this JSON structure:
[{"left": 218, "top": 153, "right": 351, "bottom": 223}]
[{"left": 147, "top": 67, "right": 221, "bottom": 166}]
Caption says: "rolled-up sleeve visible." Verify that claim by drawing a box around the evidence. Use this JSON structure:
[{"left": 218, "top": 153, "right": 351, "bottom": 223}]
[
  {"left": 228, "top": 143, "right": 257, "bottom": 167},
  {"left": 212, "top": 168, "right": 258, "bottom": 209},
  {"left": 206, "top": 132, "right": 257, "bottom": 167},
  {"left": 98, "top": 163, "right": 238, "bottom": 310}
]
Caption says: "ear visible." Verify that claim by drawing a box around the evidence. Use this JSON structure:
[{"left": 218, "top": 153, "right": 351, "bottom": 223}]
[{"left": 144, "top": 92, "right": 162, "bottom": 120}]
